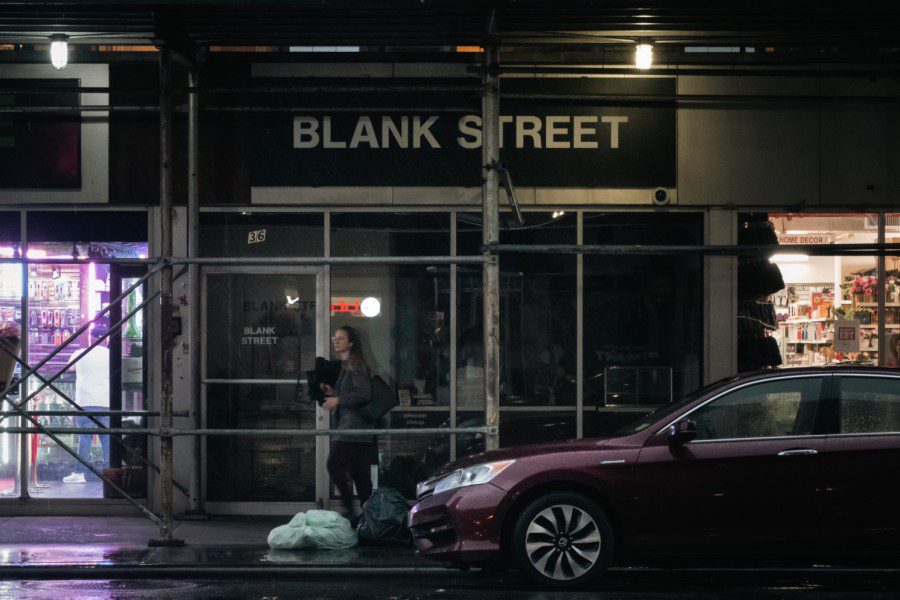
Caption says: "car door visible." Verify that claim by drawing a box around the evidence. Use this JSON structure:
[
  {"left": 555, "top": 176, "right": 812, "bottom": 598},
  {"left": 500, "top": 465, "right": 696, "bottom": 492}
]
[
  {"left": 822, "top": 373, "right": 900, "bottom": 551},
  {"left": 632, "top": 375, "right": 828, "bottom": 553}
]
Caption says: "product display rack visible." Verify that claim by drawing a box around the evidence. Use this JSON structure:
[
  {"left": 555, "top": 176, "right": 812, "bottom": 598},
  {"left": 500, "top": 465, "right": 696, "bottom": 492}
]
[
  {"left": 775, "top": 285, "right": 835, "bottom": 367},
  {"left": 850, "top": 297, "right": 900, "bottom": 356},
  {"left": 25, "top": 263, "right": 89, "bottom": 484}
]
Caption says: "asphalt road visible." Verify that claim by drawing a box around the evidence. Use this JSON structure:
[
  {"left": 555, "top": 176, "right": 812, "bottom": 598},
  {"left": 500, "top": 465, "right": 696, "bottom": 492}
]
[{"left": 3, "top": 570, "right": 900, "bottom": 600}]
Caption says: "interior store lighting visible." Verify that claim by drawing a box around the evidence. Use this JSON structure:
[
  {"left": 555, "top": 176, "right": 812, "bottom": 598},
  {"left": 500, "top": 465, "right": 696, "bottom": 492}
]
[
  {"left": 360, "top": 297, "right": 381, "bottom": 318},
  {"left": 49, "top": 34, "right": 68, "bottom": 70},
  {"left": 635, "top": 43, "right": 653, "bottom": 69},
  {"left": 770, "top": 253, "right": 810, "bottom": 263}
]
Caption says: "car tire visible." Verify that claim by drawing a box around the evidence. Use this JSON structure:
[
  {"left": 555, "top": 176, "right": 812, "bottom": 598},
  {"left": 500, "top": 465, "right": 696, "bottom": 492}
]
[{"left": 511, "top": 492, "right": 614, "bottom": 588}]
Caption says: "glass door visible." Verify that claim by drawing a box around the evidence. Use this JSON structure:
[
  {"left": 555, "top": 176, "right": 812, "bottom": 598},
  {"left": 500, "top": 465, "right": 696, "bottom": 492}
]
[
  {"left": 107, "top": 266, "right": 147, "bottom": 498},
  {"left": 203, "top": 267, "right": 324, "bottom": 514}
]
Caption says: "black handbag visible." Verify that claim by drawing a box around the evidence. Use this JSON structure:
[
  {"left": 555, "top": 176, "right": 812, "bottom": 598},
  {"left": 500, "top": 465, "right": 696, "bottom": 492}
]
[{"left": 360, "top": 375, "right": 398, "bottom": 425}]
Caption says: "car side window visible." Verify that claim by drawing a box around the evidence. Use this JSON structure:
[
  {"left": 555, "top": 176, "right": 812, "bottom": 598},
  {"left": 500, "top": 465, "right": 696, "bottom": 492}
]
[
  {"left": 690, "top": 378, "right": 823, "bottom": 441},
  {"left": 839, "top": 377, "right": 900, "bottom": 434}
]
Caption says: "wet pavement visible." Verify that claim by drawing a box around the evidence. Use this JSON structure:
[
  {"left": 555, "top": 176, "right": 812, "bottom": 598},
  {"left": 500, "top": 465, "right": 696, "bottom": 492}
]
[
  {"left": 1, "top": 516, "right": 900, "bottom": 600},
  {"left": 0, "top": 516, "right": 441, "bottom": 576},
  {"left": 2, "top": 571, "right": 900, "bottom": 600}
]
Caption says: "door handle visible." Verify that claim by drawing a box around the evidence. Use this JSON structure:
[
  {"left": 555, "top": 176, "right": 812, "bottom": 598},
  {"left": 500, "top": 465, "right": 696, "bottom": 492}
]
[{"left": 777, "top": 449, "right": 818, "bottom": 457}]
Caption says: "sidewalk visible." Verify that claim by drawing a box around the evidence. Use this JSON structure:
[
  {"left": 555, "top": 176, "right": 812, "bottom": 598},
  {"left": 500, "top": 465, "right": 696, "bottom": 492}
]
[{"left": 0, "top": 516, "right": 448, "bottom": 577}]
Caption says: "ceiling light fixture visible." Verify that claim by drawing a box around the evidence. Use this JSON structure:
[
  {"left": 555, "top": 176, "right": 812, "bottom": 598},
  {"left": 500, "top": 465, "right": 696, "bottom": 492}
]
[
  {"left": 635, "top": 42, "right": 653, "bottom": 69},
  {"left": 770, "top": 253, "right": 810, "bottom": 263},
  {"left": 50, "top": 34, "right": 68, "bottom": 70}
]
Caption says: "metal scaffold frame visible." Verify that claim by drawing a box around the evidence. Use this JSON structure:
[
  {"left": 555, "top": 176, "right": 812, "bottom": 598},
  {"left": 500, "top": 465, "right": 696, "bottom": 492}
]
[{"left": 1, "top": 44, "right": 898, "bottom": 549}]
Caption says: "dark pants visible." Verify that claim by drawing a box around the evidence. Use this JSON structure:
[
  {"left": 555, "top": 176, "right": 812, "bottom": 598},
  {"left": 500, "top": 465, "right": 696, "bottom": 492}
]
[
  {"left": 327, "top": 441, "right": 375, "bottom": 513},
  {"left": 75, "top": 407, "right": 110, "bottom": 474}
]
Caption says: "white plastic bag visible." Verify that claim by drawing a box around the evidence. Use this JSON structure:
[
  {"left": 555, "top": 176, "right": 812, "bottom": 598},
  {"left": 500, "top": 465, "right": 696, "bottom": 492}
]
[{"left": 267, "top": 510, "right": 358, "bottom": 550}]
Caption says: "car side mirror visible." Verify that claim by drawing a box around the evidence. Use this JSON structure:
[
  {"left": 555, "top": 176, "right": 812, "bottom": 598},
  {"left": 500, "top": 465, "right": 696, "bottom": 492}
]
[{"left": 667, "top": 419, "right": 697, "bottom": 445}]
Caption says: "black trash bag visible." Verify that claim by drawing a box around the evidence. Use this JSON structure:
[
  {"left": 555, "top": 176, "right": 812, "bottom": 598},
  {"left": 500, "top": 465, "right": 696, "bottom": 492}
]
[{"left": 357, "top": 487, "right": 413, "bottom": 546}]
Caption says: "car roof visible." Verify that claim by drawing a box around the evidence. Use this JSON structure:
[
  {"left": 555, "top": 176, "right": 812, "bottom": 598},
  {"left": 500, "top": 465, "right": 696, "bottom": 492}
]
[{"left": 735, "top": 367, "right": 900, "bottom": 380}]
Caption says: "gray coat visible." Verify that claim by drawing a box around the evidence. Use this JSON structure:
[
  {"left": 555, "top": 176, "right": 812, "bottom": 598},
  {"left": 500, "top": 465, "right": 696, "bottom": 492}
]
[{"left": 333, "top": 362, "right": 374, "bottom": 444}]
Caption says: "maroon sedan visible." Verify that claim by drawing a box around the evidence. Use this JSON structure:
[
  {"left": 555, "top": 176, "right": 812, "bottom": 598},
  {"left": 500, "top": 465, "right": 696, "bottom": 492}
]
[{"left": 409, "top": 367, "right": 900, "bottom": 586}]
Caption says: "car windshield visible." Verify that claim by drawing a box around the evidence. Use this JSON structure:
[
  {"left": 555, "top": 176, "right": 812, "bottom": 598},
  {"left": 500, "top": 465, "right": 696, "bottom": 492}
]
[{"left": 608, "top": 375, "right": 738, "bottom": 437}]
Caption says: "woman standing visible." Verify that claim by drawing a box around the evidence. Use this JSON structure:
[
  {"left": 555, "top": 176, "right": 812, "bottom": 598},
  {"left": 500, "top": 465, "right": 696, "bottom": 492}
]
[{"left": 322, "top": 326, "right": 375, "bottom": 520}]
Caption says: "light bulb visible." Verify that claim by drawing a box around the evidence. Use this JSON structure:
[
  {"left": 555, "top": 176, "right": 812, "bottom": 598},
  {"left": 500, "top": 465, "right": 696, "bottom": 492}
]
[
  {"left": 360, "top": 297, "right": 381, "bottom": 318},
  {"left": 50, "top": 34, "right": 68, "bottom": 70},
  {"left": 635, "top": 43, "right": 653, "bottom": 69}
]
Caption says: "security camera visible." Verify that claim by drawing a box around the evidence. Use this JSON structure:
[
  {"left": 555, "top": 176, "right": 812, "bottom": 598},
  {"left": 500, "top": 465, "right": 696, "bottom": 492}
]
[{"left": 652, "top": 187, "right": 670, "bottom": 206}]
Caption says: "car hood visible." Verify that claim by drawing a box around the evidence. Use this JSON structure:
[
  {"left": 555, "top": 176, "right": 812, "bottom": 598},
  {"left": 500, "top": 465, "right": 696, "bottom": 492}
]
[{"left": 430, "top": 438, "right": 612, "bottom": 478}]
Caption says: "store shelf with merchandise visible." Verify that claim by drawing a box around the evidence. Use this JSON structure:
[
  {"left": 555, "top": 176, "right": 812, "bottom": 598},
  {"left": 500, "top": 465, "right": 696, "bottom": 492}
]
[
  {"left": 774, "top": 284, "right": 836, "bottom": 367},
  {"left": 26, "top": 263, "right": 83, "bottom": 355}
]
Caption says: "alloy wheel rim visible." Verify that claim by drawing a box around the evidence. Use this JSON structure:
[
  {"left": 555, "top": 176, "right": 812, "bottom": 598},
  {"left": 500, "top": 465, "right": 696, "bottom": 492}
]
[{"left": 524, "top": 504, "right": 602, "bottom": 581}]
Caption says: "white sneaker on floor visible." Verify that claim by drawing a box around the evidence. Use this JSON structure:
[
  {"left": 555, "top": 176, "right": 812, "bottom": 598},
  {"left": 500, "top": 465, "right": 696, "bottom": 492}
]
[{"left": 63, "top": 472, "right": 86, "bottom": 484}]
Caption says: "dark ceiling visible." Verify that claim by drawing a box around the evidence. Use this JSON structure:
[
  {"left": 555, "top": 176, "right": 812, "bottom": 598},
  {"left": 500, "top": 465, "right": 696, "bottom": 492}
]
[{"left": 0, "top": 1, "right": 898, "bottom": 52}]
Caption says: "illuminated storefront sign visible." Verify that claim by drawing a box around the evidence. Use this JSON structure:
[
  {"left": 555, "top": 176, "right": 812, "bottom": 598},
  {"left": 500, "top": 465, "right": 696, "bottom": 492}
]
[
  {"left": 252, "top": 76, "right": 676, "bottom": 188},
  {"left": 777, "top": 234, "right": 834, "bottom": 245},
  {"left": 331, "top": 296, "right": 381, "bottom": 318}
]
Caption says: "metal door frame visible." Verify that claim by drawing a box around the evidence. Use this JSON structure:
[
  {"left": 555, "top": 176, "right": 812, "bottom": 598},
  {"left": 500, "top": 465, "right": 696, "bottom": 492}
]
[{"left": 201, "top": 265, "right": 325, "bottom": 515}]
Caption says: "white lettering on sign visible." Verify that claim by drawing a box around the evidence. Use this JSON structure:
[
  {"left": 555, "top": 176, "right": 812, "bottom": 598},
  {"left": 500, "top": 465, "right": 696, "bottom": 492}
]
[
  {"left": 349, "top": 116, "right": 379, "bottom": 149},
  {"left": 777, "top": 234, "right": 834, "bottom": 245},
  {"left": 573, "top": 116, "right": 598, "bottom": 149},
  {"left": 293, "top": 114, "right": 630, "bottom": 150},
  {"left": 244, "top": 326, "right": 275, "bottom": 335},
  {"left": 241, "top": 326, "right": 278, "bottom": 346},
  {"left": 247, "top": 229, "right": 267, "bottom": 244},
  {"left": 457, "top": 115, "right": 481, "bottom": 149}
]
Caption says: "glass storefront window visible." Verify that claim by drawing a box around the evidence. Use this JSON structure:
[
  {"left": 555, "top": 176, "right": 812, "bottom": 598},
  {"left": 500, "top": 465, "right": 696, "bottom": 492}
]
[
  {"left": 200, "top": 213, "right": 324, "bottom": 257},
  {"left": 886, "top": 213, "right": 900, "bottom": 369},
  {"left": 331, "top": 213, "right": 451, "bottom": 498},
  {"left": 458, "top": 212, "right": 577, "bottom": 409},
  {"left": 23, "top": 241, "right": 148, "bottom": 499},
  {"left": 763, "top": 213, "right": 879, "bottom": 368},
  {"left": 582, "top": 213, "right": 703, "bottom": 437},
  {"left": 457, "top": 211, "right": 578, "bottom": 448},
  {"left": 0, "top": 212, "right": 21, "bottom": 498},
  {"left": 17, "top": 213, "right": 150, "bottom": 499}
]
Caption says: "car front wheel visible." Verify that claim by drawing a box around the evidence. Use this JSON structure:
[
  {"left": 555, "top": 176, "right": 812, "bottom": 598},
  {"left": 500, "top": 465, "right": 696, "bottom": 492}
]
[{"left": 511, "top": 492, "right": 614, "bottom": 587}]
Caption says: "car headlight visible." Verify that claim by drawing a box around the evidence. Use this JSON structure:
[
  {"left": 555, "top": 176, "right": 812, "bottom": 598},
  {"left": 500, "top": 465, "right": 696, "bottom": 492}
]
[{"left": 432, "top": 460, "right": 515, "bottom": 495}]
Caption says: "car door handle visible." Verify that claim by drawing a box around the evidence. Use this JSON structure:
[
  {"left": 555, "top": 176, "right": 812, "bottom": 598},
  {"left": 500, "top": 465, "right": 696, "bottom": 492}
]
[{"left": 777, "top": 449, "right": 818, "bottom": 457}]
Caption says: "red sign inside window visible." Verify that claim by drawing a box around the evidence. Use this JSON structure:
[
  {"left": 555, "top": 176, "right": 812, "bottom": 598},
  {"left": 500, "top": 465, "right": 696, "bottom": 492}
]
[{"left": 331, "top": 297, "right": 360, "bottom": 315}]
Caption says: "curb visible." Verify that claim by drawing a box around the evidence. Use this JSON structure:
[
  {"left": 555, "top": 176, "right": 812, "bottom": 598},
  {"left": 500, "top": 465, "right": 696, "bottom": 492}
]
[
  {"left": 2, "top": 564, "right": 900, "bottom": 580},
  {"left": 0, "top": 565, "right": 462, "bottom": 579}
]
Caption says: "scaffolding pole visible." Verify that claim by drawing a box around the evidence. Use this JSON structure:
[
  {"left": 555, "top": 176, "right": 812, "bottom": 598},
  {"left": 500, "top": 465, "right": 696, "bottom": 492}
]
[
  {"left": 152, "top": 47, "right": 183, "bottom": 547},
  {"left": 187, "top": 67, "right": 204, "bottom": 517},
  {"left": 0, "top": 263, "right": 165, "bottom": 406},
  {"left": 0, "top": 427, "right": 490, "bottom": 437},
  {"left": 0, "top": 343, "right": 191, "bottom": 496},
  {"left": 0, "top": 394, "right": 162, "bottom": 524},
  {"left": 878, "top": 213, "right": 887, "bottom": 364},
  {"left": 482, "top": 45, "right": 501, "bottom": 452},
  {"left": 490, "top": 243, "right": 900, "bottom": 257}
]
